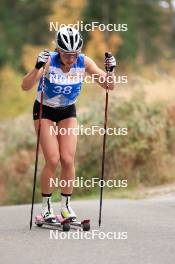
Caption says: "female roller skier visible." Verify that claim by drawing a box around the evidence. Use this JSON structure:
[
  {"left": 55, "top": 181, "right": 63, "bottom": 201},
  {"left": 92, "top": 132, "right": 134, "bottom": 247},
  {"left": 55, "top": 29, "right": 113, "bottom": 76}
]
[{"left": 22, "top": 26, "right": 116, "bottom": 223}]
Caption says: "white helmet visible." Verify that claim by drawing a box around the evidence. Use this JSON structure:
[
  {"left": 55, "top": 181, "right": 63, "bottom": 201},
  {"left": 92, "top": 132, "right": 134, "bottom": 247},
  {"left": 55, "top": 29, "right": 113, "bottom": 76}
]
[{"left": 56, "top": 26, "right": 83, "bottom": 53}]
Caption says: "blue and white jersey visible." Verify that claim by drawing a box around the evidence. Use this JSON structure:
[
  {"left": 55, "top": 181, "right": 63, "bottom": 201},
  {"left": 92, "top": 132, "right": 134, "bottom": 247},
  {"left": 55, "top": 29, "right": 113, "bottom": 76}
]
[{"left": 36, "top": 52, "right": 85, "bottom": 107}]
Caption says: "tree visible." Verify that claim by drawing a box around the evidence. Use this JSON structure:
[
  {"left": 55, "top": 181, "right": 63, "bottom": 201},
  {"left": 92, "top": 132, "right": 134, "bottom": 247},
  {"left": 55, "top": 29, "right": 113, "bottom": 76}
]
[
  {"left": 83, "top": 0, "right": 166, "bottom": 64},
  {"left": 0, "top": 0, "right": 54, "bottom": 70}
]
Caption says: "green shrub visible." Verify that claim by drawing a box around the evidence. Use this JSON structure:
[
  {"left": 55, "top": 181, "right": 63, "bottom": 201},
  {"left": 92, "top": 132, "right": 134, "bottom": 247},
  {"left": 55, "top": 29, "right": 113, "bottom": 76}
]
[{"left": 1, "top": 91, "right": 175, "bottom": 204}]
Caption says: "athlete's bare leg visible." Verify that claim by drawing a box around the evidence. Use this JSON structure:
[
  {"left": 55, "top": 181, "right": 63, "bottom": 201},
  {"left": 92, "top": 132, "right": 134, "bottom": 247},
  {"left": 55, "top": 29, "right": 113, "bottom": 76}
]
[
  {"left": 57, "top": 117, "right": 77, "bottom": 195},
  {"left": 34, "top": 119, "right": 60, "bottom": 194}
]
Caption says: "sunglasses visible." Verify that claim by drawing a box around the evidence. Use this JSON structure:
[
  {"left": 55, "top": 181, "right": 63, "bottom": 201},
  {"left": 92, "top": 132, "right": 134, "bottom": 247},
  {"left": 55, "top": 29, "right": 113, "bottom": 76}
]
[{"left": 60, "top": 51, "right": 79, "bottom": 58}]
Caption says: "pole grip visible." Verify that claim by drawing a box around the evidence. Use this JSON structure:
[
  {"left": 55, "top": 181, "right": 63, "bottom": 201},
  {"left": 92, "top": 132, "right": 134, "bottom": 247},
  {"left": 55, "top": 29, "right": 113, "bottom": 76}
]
[
  {"left": 105, "top": 52, "right": 112, "bottom": 71},
  {"left": 105, "top": 52, "right": 112, "bottom": 59}
]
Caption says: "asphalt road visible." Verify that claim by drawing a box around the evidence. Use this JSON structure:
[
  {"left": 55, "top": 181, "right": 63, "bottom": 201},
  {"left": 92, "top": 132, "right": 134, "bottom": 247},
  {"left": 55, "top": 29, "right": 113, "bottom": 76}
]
[{"left": 0, "top": 197, "right": 175, "bottom": 264}]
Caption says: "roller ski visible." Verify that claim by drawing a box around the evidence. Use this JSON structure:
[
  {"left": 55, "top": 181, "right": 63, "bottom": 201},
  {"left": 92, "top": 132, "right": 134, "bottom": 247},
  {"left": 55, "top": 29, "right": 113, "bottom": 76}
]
[
  {"left": 35, "top": 214, "right": 71, "bottom": 232},
  {"left": 56, "top": 206, "right": 90, "bottom": 231}
]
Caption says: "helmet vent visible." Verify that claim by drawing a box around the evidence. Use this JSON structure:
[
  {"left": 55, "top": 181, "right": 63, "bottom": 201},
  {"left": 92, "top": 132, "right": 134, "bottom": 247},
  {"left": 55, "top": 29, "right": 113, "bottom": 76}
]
[
  {"left": 63, "top": 34, "right": 68, "bottom": 43},
  {"left": 77, "top": 39, "right": 82, "bottom": 50},
  {"left": 70, "top": 35, "right": 74, "bottom": 49},
  {"left": 67, "top": 27, "right": 73, "bottom": 36}
]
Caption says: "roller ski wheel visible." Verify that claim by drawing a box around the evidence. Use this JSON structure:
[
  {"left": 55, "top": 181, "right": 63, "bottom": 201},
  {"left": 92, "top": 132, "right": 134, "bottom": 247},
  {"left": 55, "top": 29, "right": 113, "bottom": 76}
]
[
  {"left": 36, "top": 223, "right": 43, "bottom": 227},
  {"left": 35, "top": 215, "right": 45, "bottom": 227},
  {"left": 82, "top": 220, "right": 90, "bottom": 231},
  {"left": 62, "top": 222, "right": 70, "bottom": 232}
]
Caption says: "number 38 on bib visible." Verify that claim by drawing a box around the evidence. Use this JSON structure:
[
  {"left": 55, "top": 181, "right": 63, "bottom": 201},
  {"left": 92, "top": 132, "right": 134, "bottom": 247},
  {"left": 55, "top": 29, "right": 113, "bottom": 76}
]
[{"left": 53, "top": 86, "right": 73, "bottom": 95}]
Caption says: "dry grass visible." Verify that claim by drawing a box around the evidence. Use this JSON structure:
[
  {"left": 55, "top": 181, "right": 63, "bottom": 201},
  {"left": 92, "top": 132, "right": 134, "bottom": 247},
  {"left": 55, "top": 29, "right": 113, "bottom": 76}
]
[{"left": 114, "top": 75, "right": 175, "bottom": 104}]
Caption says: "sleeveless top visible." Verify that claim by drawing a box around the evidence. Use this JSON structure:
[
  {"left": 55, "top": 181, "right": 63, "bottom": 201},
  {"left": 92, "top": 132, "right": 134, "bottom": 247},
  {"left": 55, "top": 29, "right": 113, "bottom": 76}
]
[{"left": 36, "top": 52, "right": 85, "bottom": 107}]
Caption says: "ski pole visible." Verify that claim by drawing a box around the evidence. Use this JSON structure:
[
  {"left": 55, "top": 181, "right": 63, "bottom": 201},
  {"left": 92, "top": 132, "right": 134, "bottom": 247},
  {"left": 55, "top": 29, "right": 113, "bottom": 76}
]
[
  {"left": 30, "top": 66, "right": 46, "bottom": 230},
  {"left": 98, "top": 52, "right": 111, "bottom": 228}
]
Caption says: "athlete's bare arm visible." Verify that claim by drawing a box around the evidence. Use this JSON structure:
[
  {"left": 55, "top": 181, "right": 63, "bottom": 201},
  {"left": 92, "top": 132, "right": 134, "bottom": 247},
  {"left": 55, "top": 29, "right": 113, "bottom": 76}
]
[
  {"left": 21, "top": 57, "right": 50, "bottom": 91},
  {"left": 84, "top": 56, "right": 115, "bottom": 90}
]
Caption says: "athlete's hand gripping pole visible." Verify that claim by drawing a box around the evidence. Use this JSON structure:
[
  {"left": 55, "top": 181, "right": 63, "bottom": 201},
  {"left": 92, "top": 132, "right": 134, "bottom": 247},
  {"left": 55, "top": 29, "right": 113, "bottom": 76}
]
[
  {"left": 29, "top": 66, "right": 46, "bottom": 230},
  {"left": 98, "top": 52, "right": 112, "bottom": 228}
]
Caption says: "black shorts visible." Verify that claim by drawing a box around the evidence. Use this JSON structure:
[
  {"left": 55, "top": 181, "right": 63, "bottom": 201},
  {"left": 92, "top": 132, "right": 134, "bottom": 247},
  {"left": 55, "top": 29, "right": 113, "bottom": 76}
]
[{"left": 33, "top": 100, "right": 76, "bottom": 123}]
